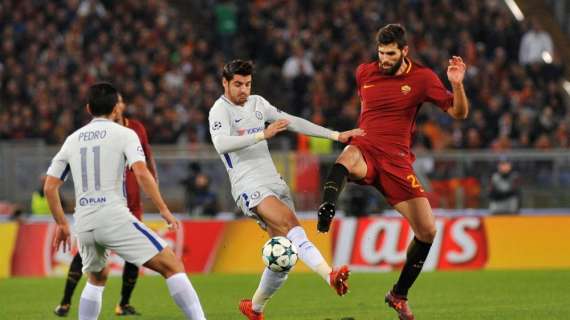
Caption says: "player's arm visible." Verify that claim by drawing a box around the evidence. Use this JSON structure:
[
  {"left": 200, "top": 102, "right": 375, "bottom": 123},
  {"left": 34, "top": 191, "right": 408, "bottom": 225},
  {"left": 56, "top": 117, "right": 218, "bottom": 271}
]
[
  {"left": 208, "top": 104, "right": 282, "bottom": 154},
  {"left": 44, "top": 175, "right": 71, "bottom": 252},
  {"left": 446, "top": 56, "right": 469, "bottom": 119},
  {"left": 123, "top": 129, "right": 178, "bottom": 229},
  {"left": 260, "top": 98, "right": 364, "bottom": 143},
  {"left": 45, "top": 143, "right": 72, "bottom": 252},
  {"left": 131, "top": 161, "right": 179, "bottom": 230}
]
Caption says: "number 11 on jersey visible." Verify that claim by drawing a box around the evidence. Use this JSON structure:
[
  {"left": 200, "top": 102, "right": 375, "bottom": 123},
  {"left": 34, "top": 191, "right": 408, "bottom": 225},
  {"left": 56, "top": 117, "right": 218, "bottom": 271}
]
[{"left": 80, "top": 146, "right": 101, "bottom": 192}]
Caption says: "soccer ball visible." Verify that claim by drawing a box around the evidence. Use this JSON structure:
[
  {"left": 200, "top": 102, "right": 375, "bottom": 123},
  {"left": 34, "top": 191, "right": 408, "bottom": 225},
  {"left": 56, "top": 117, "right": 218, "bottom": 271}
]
[{"left": 261, "top": 236, "right": 298, "bottom": 272}]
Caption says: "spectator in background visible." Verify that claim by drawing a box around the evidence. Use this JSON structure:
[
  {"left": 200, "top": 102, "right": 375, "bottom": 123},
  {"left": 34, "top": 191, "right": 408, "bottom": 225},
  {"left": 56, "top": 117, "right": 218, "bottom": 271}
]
[
  {"left": 180, "top": 162, "right": 218, "bottom": 216},
  {"left": 519, "top": 19, "right": 554, "bottom": 65},
  {"left": 31, "top": 175, "right": 66, "bottom": 216},
  {"left": 489, "top": 158, "right": 521, "bottom": 214},
  {"left": 188, "top": 173, "right": 218, "bottom": 217}
]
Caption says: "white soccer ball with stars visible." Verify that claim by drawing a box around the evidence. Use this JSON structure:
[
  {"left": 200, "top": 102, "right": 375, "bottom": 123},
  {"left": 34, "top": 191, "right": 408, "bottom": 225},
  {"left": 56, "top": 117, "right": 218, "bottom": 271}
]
[{"left": 261, "top": 236, "right": 298, "bottom": 272}]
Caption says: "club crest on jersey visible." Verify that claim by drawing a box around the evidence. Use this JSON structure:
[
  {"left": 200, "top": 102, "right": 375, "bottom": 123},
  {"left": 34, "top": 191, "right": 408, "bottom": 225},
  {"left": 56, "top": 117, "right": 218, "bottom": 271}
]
[
  {"left": 251, "top": 191, "right": 260, "bottom": 199},
  {"left": 255, "top": 111, "right": 263, "bottom": 120},
  {"left": 401, "top": 84, "right": 411, "bottom": 95},
  {"left": 211, "top": 121, "right": 222, "bottom": 130}
]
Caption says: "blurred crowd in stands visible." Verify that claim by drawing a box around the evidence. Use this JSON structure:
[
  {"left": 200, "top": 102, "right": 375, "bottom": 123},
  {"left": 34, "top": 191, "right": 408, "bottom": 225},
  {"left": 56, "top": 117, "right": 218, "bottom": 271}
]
[{"left": 0, "top": 0, "right": 567, "bottom": 150}]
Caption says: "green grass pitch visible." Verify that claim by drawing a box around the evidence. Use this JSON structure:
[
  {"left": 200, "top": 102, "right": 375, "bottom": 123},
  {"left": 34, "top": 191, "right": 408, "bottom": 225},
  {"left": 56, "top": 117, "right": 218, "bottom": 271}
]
[{"left": 1, "top": 270, "right": 569, "bottom": 319}]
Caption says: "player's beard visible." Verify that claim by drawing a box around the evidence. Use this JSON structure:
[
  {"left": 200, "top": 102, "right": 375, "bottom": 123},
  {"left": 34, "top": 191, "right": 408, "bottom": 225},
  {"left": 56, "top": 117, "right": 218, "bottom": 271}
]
[{"left": 381, "top": 55, "right": 404, "bottom": 76}]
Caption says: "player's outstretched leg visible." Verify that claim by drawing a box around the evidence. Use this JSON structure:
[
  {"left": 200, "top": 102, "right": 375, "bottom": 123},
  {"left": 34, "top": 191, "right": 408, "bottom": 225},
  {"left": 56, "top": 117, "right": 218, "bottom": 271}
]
[
  {"left": 286, "top": 226, "right": 350, "bottom": 296},
  {"left": 318, "top": 163, "right": 349, "bottom": 232},
  {"left": 115, "top": 262, "right": 141, "bottom": 316},
  {"left": 144, "top": 247, "right": 205, "bottom": 320},
  {"left": 239, "top": 268, "right": 288, "bottom": 319},
  {"left": 55, "top": 253, "right": 84, "bottom": 317}
]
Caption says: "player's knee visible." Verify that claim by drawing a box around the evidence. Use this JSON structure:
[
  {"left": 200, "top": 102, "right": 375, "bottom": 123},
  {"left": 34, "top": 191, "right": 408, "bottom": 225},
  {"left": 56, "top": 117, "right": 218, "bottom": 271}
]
[
  {"left": 416, "top": 226, "right": 437, "bottom": 243},
  {"left": 88, "top": 269, "right": 108, "bottom": 286},
  {"left": 147, "top": 248, "right": 185, "bottom": 278}
]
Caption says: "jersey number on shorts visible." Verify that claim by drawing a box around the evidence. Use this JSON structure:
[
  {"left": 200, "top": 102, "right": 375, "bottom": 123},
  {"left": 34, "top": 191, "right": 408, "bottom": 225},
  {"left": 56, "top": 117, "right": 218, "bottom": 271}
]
[
  {"left": 406, "top": 174, "right": 425, "bottom": 192},
  {"left": 80, "top": 146, "right": 101, "bottom": 192}
]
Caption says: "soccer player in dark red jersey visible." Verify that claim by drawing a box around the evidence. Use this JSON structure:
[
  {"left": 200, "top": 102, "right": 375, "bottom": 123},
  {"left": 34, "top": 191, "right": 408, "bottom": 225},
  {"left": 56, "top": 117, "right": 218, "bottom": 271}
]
[
  {"left": 317, "top": 24, "right": 469, "bottom": 320},
  {"left": 54, "top": 95, "right": 158, "bottom": 317}
]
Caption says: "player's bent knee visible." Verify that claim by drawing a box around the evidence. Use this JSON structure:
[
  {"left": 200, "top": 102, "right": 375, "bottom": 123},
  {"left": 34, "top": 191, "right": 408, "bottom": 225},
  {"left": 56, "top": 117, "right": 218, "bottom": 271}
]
[
  {"left": 144, "top": 247, "right": 185, "bottom": 278},
  {"left": 416, "top": 226, "right": 437, "bottom": 243},
  {"left": 87, "top": 269, "right": 108, "bottom": 286}
]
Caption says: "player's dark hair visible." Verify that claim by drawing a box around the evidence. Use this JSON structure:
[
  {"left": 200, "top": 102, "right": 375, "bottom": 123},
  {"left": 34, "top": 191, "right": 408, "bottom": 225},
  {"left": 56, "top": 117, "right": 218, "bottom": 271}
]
[
  {"left": 87, "top": 82, "right": 119, "bottom": 116},
  {"left": 222, "top": 59, "right": 254, "bottom": 81},
  {"left": 376, "top": 24, "right": 407, "bottom": 49}
]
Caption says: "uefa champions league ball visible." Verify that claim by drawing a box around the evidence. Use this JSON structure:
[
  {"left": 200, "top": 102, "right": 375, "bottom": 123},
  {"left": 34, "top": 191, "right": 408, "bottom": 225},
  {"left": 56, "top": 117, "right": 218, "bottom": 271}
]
[{"left": 261, "top": 236, "right": 298, "bottom": 272}]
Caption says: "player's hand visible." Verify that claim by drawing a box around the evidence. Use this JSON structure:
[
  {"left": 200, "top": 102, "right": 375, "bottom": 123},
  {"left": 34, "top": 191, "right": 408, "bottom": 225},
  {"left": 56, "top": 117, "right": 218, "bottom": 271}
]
[
  {"left": 447, "top": 56, "right": 466, "bottom": 85},
  {"left": 53, "top": 223, "right": 71, "bottom": 253},
  {"left": 161, "top": 211, "right": 180, "bottom": 231},
  {"left": 338, "top": 128, "right": 365, "bottom": 143},
  {"left": 264, "top": 119, "right": 290, "bottom": 139}
]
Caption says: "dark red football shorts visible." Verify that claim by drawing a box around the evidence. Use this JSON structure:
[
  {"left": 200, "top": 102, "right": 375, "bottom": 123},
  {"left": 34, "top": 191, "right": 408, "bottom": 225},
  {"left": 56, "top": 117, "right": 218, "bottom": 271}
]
[{"left": 350, "top": 138, "right": 426, "bottom": 206}]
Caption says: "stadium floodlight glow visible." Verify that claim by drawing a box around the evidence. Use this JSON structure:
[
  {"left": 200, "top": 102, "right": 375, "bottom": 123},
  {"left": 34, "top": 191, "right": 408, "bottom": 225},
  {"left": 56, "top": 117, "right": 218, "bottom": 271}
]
[
  {"left": 504, "top": 0, "right": 525, "bottom": 21},
  {"left": 542, "top": 51, "right": 553, "bottom": 64}
]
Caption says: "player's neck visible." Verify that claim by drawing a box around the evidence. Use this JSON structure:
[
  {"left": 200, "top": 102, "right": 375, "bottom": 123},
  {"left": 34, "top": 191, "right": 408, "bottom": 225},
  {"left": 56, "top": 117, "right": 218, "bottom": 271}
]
[
  {"left": 223, "top": 94, "right": 244, "bottom": 107},
  {"left": 395, "top": 58, "right": 409, "bottom": 76}
]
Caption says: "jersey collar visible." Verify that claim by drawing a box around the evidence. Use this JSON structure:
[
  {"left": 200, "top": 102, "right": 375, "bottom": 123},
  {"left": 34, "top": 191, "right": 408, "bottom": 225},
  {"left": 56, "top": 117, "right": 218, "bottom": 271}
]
[{"left": 90, "top": 117, "right": 113, "bottom": 123}]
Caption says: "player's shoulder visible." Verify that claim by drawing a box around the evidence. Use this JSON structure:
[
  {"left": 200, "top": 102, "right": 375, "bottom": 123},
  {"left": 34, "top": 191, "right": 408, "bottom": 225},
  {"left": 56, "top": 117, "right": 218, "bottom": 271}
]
[
  {"left": 210, "top": 96, "right": 231, "bottom": 114},
  {"left": 356, "top": 61, "right": 377, "bottom": 74},
  {"left": 409, "top": 59, "right": 437, "bottom": 77},
  {"left": 126, "top": 118, "right": 144, "bottom": 129},
  {"left": 249, "top": 94, "right": 270, "bottom": 106}
]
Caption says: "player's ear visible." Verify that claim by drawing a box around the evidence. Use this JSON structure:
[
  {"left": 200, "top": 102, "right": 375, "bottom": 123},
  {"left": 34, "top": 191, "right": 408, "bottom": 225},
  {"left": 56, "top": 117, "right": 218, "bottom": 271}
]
[
  {"left": 402, "top": 45, "right": 409, "bottom": 57},
  {"left": 86, "top": 104, "right": 92, "bottom": 115}
]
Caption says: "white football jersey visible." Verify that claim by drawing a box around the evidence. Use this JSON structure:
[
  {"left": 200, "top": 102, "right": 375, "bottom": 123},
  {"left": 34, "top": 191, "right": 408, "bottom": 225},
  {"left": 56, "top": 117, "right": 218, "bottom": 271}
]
[
  {"left": 209, "top": 95, "right": 284, "bottom": 200},
  {"left": 47, "top": 118, "right": 146, "bottom": 232}
]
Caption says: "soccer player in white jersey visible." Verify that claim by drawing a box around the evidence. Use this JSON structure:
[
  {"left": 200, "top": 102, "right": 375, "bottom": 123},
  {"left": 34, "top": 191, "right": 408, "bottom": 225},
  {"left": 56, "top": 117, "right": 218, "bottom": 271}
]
[
  {"left": 44, "top": 83, "right": 206, "bottom": 320},
  {"left": 209, "top": 60, "right": 364, "bottom": 320}
]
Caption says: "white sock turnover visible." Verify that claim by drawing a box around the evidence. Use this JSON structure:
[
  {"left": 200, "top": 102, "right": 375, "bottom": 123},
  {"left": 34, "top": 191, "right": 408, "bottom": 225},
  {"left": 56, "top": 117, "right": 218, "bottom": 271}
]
[
  {"left": 252, "top": 267, "right": 289, "bottom": 312},
  {"left": 79, "top": 282, "right": 104, "bottom": 320},
  {"left": 166, "top": 273, "right": 206, "bottom": 320},
  {"left": 287, "top": 226, "right": 332, "bottom": 283}
]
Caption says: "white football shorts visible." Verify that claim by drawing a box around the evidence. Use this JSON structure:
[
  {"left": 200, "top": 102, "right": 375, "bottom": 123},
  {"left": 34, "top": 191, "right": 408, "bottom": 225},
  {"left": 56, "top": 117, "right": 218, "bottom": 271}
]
[
  {"left": 235, "top": 180, "right": 296, "bottom": 229},
  {"left": 76, "top": 216, "right": 168, "bottom": 273}
]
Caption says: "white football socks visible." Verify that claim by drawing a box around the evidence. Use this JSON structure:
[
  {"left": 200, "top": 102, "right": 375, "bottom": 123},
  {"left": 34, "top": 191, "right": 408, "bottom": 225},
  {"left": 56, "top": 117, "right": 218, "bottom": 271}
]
[
  {"left": 166, "top": 273, "right": 206, "bottom": 320},
  {"left": 287, "top": 226, "right": 332, "bottom": 283},
  {"left": 78, "top": 282, "right": 104, "bottom": 320},
  {"left": 252, "top": 267, "right": 289, "bottom": 312}
]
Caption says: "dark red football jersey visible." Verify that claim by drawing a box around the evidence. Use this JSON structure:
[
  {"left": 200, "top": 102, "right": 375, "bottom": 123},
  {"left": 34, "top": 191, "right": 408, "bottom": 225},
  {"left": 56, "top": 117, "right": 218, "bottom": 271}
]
[
  {"left": 353, "top": 58, "right": 453, "bottom": 160},
  {"left": 125, "top": 118, "right": 154, "bottom": 219}
]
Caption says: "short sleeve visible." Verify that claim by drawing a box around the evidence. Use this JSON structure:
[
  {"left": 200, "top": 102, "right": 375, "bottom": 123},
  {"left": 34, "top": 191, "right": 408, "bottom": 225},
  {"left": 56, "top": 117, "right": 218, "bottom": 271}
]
[
  {"left": 425, "top": 70, "right": 453, "bottom": 111},
  {"left": 46, "top": 140, "right": 71, "bottom": 181},
  {"left": 123, "top": 129, "right": 146, "bottom": 167}
]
